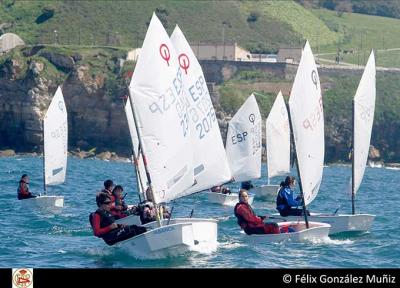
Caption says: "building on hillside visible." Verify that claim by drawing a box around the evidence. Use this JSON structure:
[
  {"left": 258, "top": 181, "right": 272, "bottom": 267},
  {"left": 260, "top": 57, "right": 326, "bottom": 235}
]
[
  {"left": 277, "top": 47, "right": 302, "bottom": 64},
  {"left": 251, "top": 53, "right": 278, "bottom": 63},
  {"left": 190, "top": 42, "right": 252, "bottom": 61},
  {"left": 0, "top": 33, "right": 25, "bottom": 54}
]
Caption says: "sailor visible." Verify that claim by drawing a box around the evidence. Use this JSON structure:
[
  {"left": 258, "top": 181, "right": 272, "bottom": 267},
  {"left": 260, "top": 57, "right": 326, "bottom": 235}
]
[
  {"left": 210, "top": 185, "right": 231, "bottom": 194},
  {"left": 101, "top": 179, "right": 114, "bottom": 197},
  {"left": 240, "top": 181, "right": 254, "bottom": 190},
  {"left": 234, "top": 189, "right": 280, "bottom": 234},
  {"left": 17, "top": 174, "right": 36, "bottom": 200},
  {"left": 89, "top": 192, "right": 146, "bottom": 246},
  {"left": 110, "top": 185, "right": 138, "bottom": 219},
  {"left": 138, "top": 188, "right": 171, "bottom": 224},
  {"left": 276, "top": 176, "right": 310, "bottom": 217}
]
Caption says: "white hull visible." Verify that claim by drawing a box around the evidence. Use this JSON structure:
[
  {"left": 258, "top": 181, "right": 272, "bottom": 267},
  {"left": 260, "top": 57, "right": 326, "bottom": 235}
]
[
  {"left": 119, "top": 218, "right": 218, "bottom": 259},
  {"left": 272, "top": 213, "right": 375, "bottom": 235},
  {"left": 115, "top": 214, "right": 141, "bottom": 226},
  {"left": 244, "top": 221, "right": 330, "bottom": 243},
  {"left": 250, "top": 185, "right": 279, "bottom": 200},
  {"left": 20, "top": 195, "right": 64, "bottom": 214},
  {"left": 206, "top": 191, "right": 254, "bottom": 206}
]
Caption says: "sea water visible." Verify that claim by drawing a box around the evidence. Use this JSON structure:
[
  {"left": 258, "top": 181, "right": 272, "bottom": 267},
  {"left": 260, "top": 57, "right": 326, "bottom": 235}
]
[{"left": 0, "top": 156, "right": 398, "bottom": 268}]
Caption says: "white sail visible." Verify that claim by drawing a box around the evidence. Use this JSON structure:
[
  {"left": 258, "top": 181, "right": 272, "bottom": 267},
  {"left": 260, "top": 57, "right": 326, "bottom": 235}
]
[
  {"left": 288, "top": 41, "right": 324, "bottom": 206},
  {"left": 266, "top": 91, "right": 290, "bottom": 179},
  {"left": 226, "top": 94, "right": 262, "bottom": 182},
  {"left": 44, "top": 86, "right": 68, "bottom": 186},
  {"left": 124, "top": 100, "right": 148, "bottom": 192},
  {"left": 128, "top": 14, "right": 194, "bottom": 204},
  {"left": 170, "top": 25, "right": 232, "bottom": 193},
  {"left": 353, "top": 51, "right": 376, "bottom": 195}
]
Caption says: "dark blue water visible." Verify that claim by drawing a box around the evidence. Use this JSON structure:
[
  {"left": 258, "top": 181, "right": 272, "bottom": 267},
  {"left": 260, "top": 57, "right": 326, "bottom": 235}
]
[{"left": 0, "top": 156, "right": 398, "bottom": 268}]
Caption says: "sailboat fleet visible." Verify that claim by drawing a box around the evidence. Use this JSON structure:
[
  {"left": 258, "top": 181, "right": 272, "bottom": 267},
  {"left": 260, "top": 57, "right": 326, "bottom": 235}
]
[{"left": 14, "top": 12, "right": 380, "bottom": 259}]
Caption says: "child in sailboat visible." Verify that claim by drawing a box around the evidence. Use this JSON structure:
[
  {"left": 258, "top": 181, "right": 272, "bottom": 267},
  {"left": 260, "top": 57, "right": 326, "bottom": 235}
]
[
  {"left": 101, "top": 179, "right": 114, "bottom": 197},
  {"left": 240, "top": 181, "right": 254, "bottom": 190},
  {"left": 89, "top": 192, "right": 147, "bottom": 246},
  {"left": 138, "top": 188, "right": 171, "bottom": 224},
  {"left": 210, "top": 185, "right": 231, "bottom": 194},
  {"left": 17, "top": 174, "right": 37, "bottom": 200},
  {"left": 276, "top": 176, "right": 310, "bottom": 217},
  {"left": 234, "top": 189, "right": 281, "bottom": 234},
  {"left": 110, "top": 185, "right": 139, "bottom": 219}
]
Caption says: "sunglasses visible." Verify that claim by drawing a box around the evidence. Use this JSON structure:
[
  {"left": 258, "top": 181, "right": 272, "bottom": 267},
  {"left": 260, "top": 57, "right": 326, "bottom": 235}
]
[{"left": 103, "top": 201, "right": 112, "bottom": 205}]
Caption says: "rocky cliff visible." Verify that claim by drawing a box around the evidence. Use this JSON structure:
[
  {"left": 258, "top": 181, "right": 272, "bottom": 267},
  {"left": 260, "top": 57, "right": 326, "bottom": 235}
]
[{"left": 0, "top": 46, "right": 132, "bottom": 155}]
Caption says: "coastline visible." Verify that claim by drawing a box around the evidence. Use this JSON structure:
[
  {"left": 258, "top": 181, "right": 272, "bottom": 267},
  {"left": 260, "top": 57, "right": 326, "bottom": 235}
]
[{"left": 0, "top": 149, "right": 132, "bottom": 163}]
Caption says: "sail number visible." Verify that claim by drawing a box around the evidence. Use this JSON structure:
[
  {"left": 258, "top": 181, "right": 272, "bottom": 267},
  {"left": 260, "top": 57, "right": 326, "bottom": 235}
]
[
  {"left": 195, "top": 107, "right": 216, "bottom": 139},
  {"left": 303, "top": 97, "right": 323, "bottom": 131},
  {"left": 148, "top": 68, "right": 190, "bottom": 137},
  {"left": 187, "top": 75, "right": 217, "bottom": 140},
  {"left": 51, "top": 122, "right": 67, "bottom": 139},
  {"left": 231, "top": 131, "right": 248, "bottom": 144}
]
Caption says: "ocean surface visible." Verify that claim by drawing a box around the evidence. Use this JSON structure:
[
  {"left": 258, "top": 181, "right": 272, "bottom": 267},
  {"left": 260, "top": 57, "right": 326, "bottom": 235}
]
[{"left": 0, "top": 156, "right": 399, "bottom": 268}]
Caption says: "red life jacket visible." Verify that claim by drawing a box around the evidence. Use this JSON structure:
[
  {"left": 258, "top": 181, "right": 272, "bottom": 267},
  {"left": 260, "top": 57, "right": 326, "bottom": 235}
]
[{"left": 234, "top": 202, "right": 263, "bottom": 230}]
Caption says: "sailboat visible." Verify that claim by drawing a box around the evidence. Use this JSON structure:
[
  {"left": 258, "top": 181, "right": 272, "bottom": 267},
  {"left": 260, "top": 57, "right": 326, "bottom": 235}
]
[
  {"left": 250, "top": 91, "right": 290, "bottom": 200},
  {"left": 115, "top": 14, "right": 218, "bottom": 259},
  {"left": 20, "top": 86, "right": 66, "bottom": 214},
  {"left": 277, "top": 51, "right": 376, "bottom": 235},
  {"left": 206, "top": 94, "right": 260, "bottom": 206},
  {"left": 246, "top": 41, "right": 330, "bottom": 242}
]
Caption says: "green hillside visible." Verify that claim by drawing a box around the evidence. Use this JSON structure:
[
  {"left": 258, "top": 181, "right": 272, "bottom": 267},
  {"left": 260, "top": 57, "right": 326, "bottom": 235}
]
[
  {"left": 0, "top": 0, "right": 339, "bottom": 53},
  {"left": 311, "top": 8, "right": 400, "bottom": 67}
]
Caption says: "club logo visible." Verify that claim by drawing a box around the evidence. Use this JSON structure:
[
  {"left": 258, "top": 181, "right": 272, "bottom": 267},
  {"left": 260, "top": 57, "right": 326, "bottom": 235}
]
[
  {"left": 159, "top": 44, "right": 171, "bottom": 66},
  {"left": 178, "top": 53, "right": 190, "bottom": 74},
  {"left": 12, "top": 268, "right": 33, "bottom": 288}
]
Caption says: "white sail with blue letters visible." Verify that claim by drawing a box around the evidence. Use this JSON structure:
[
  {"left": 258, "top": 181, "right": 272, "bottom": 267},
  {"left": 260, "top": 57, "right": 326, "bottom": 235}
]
[
  {"left": 44, "top": 86, "right": 68, "bottom": 186},
  {"left": 170, "top": 25, "right": 232, "bottom": 193},
  {"left": 288, "top": 41, "right": 324, "bottom": 206},
  {"left": 266, "top": 91, "right": 290, "bottom": 181},
  {"left": 353, "top": 51, "right": 376, "bottom": 195},
  {"left": 225, "top": 94, "right": 262, "bottom": 182},
  {"left": 128, "top": 14, "right": 194, "bottom": 204}
]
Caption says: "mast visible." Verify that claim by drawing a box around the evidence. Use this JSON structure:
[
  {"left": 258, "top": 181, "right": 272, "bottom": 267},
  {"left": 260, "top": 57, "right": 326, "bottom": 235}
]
[
  {"left": 42, "top": 119, "right": 46, "bottom": 195},
  {"left": 123, "top": 97, "right": 145, "bottom": 202},
  {"left": 286, "top": 102, "right": 309, "bottom": 228},
  {"left": 351, "top": 99, "right": 356, "bottom": 215},
  {"left": 127, "top": 90, "right": 162, "bottom": 227}
]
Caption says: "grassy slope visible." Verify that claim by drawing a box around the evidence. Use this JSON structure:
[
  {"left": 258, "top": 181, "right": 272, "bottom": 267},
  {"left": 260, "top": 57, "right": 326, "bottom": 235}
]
[
  {"left": 0, "top": 1, "right": 337, "bottom": 50},
  {"left": 312, "top": 8, "right": 400, "bottom": 67}
]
